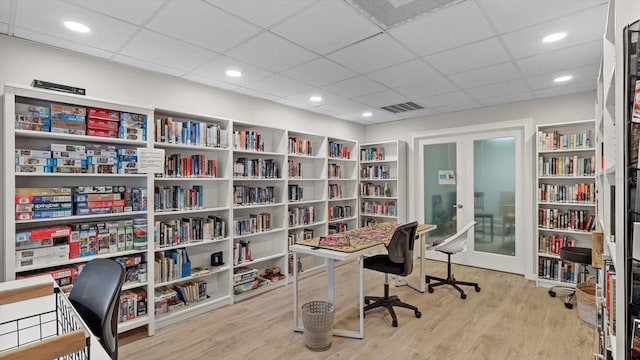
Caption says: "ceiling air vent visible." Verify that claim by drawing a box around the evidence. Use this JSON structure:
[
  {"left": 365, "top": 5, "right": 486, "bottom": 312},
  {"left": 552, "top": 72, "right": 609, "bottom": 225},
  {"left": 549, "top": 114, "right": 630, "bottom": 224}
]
[{"left": 380, "top": 101, "right": 424, "bottom": 114}]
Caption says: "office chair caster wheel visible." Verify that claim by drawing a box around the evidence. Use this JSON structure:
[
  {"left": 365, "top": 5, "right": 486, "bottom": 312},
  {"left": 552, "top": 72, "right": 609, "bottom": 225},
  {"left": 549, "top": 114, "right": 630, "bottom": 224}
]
[
  {"left": 475, "top": 285, "right": 481, "bottom": 292},
  {"left": 365, "top": 299, "right": 370, "bottom": 305},
  {"left": 564, "top": 302, "right": 573, "bottom": 310},
  {"left": 548, "top": 290, "right": 556, "bottom": 297},
  {"left": 425, "top": 277, "right": 430, "bottom": 284},
  {"left": 392, "top": 320, "right": 398, "bottom": 327},
  {"left": 415, "top": 311, "right": 422, "bottom": 318},
  {"left": 461, "top": 293, "right": 467, "bottom": 299},
  {"left": 428, "top": 286, "right": 434, "bottom": 293}
]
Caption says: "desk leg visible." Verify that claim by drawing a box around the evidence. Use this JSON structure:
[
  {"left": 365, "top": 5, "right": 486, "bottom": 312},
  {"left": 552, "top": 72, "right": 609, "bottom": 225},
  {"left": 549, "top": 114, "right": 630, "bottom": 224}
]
[
  {"left": 293, "top": 253, "right": 303, "bottom": 333},
  {"left": 393, "top": 233, "right": 426, "bottom": 293},
  {"left": 327, "top": 259, "right": 335, "bottom": 302},
  {"left": 359, "top": 256, "right": 364, "bottom": 338}
]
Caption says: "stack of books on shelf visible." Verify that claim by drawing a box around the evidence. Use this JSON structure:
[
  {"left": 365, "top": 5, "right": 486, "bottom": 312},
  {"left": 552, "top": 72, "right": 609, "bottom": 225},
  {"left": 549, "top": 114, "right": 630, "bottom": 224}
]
[
  {"left": 328, "top": 141, "right": 350, "bottom": 159},
  {"left": 162, "top": 154, "right": 216, "bottom": 178},
  {"left": 328, "top": 184, "right": 342, "bottom": 199},
  {"left": 537, "top": 129, "right": 592, "bottom": 150},
  {"left": 288, "top": 184, "right": 304, "bottom": 202},
  {"left": 233, "top": 130, "right": 264, "bottom": 151},
  {"left": 538, "top": 183, "right": 595, "bottom": 203},
  {"left": 361, "top": 165, "right": 390, "bottom": 179},
  {"left": 155, "top": 117, "right": 228, "bottom": 148},
  {"left": 234, "top": 158, "right": 280, "bottom": 178},
  {"left": 537, "top": 208, "right": 595, "bottom": 231},
  {"left": 328, "top": 223, "right": 348, "bottom": 234},
  {"left": 361, "top": 201, "right": 397, "bottom": 216},
  {"left": 360, "top": 182, "right": 391, "bottom": 197},
  {"left": 119, "top": 288, "right": 147, "bottom": 323},
  {"left": 154, "top": 216, "right": 225, "bottom": 248},
  {"left": 288, "top": 137, "right": 312, "bottom": 156},
  {"left": 154, "top": 185, "right": 203, "bottom": 212},
  {"left": 537, "top": 155, "right": 596, "bottom": 176},
  {"left": 154, "top": 248, "right": 191, "bottom": 283},
  {"left": 328, "top": 204, "right": 351, "bottom": 220},
  {"left": 233, "top": 240, "right": 252, "bottom": 265},
  {"left": 538, "top": 233, "right": 576, "bottom": 255},
  {"left": 328, "top": 164, "right": 341, "bottom": 178},
  {"left": 360, "top": 147, "right": 385, "bottom": 161},
  {"left": 233, "top": 185, "right": 276, "bottom": 206},
  {"left": 288, "top": 206, "right": 315, "bottom": 227},
  {"left": 233, "top": 213, "right": 272, "bottom": 236},
  {"left": 288, "top": 159, "right": 303, "bottom": 177}
]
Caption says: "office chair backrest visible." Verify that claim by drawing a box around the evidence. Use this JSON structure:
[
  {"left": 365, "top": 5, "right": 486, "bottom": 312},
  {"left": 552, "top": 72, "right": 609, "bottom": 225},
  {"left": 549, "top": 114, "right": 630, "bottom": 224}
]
[
  {"left": 387, "top": 221, "right": 418, "bottom": 276},
  {"left": 474, "top": 192, "right": 484, "bottom": 211},
  {"left": 69, "top": 258, "right": 125, "bottom": 359},
  {"left": 431, "top": 221, "right": 476, "bottom": 254}
]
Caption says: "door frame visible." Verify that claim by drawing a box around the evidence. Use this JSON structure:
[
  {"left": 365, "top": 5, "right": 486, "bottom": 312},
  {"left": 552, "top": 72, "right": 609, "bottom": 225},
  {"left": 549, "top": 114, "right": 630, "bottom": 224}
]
[{"left": 408, "top": 119, "right": 535, "bottom": 279}]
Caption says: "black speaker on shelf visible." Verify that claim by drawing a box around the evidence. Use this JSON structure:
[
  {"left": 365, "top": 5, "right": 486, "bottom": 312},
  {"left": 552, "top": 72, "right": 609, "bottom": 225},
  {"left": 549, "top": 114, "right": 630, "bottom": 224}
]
[{"left": 211, "top": 251, "right": 224, "bottom": 266}]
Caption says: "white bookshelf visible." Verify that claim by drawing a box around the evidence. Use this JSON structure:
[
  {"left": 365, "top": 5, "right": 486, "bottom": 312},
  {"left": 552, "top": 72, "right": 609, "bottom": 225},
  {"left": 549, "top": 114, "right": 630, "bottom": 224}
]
[
  {"left": 231, "top": 121, "right": 288, "bottom": 301},
  {"left": 2, "top": 83, "right": 155, "bottom": 336},
  {"left": 327, "top": 136, "right": 359, "bottom": 235},
  {"left": 358, "top": 140, "right": 406, "bottom": 227},
  {"left": 286, "top": 130, "right": 328, "bottom": 277},
  {"left": 151, "top": 108, "right": 233, "bottom": 329},
  {"left": 535, "top": 120, "right": 596, "bottom": 292}
]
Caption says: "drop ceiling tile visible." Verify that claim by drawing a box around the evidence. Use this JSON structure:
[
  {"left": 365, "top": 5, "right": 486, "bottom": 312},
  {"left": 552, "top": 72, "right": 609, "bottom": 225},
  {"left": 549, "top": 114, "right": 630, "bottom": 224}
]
[
  {"left": 517, "top": 41, "right": 601, "bottom": 77},
  {"left": 120, "top": 29, "right": 216, "bottom": 72},
  {"left": 271, "top": 1, "right": 380, "bottom": 55},
  {"left": 0, "top": 1, "right": 10, "bottom": 23},
  {"left": 243, "top": 74, "right": 314, "bottom": 98},
  {"left": 449, "top": 62, "right": 521, "bottom": 89},
  {"left": 181, "top": 73, "right": 240, "bottom": 91},
  {"left": 317, "top": 98, "right": 370, "bottom": 114},
  {"left": 388, "top": 1, "right": 494, "bottom": 56},
  {"left": 0, "top": 23, "right": 8, "bottom": 34},
  {"left": 13, "top": 27, "right": 114, "bottom": 59},
  {"left": 322, "top": 76, "right": 388, "bottom": 98},
  {"left": 366, "top": 59, "right": 441, "bottom": 88},
  {"left": 284, "top": 89, "right": 344, "bottom": 108},
  {"left": 327, "top": 33, "right": 415, "bottom": 74},
  {"left": 394, "top": 108, "right": 440, "bottom": 120},
  {"left": 282, "top": 58, "right": 356, "bottom": 86},
  {"left": 234, "top": 87, "right": 280, "bottom": 101},
  {"left": 434, "top": 101, "right": 482, "bottom": 113},
  {"left": 534, "top": 80, "right": 596, "bottom": 98},
  {"left": 395, "top": 77, "right": 457, "bottom": 99},
  {"left": 466, "top": 79, "right": 530, "bottom": 100},
  {"left": 66, "top": 0, "right": 165, "bottom": 25},
  {"left": 359, "top": 110, "right": 403, "bottom": 123},
  {"left": 14, "top": 0, "right": 138, "bottom": 52},
  {"left": 146, "top": 0, "right": 260, "bottom": 53},
  {"left": 424, "top": 38, "right": 510, "bottom": 75},
  {"left": 206, "top": 0, "right": 314, "bottom": 28},
  {"left": 525, "top": 64, "right": 599, "bottom": 90},
  {"left": 114, "top": 54, "right": 186, "bottom": 77},
  {"left": 190, "top": 55, "right": 273, "bottom": 86},
  {"left": 226, "top": 32, "right": 317, "bottom": 72},
  {"left": 478, "top": 0, "right": 607, "bottom": 34},
  {"left": 334, "top": 114, "right": 374, "bottom": 125},
  {"left": 354, "top": 89, "right": 410, "bottom": 107},
  {"left": 273, "top": 97, "right": 310, "bottom": 110},
  {"left": 418, "top": 91, "right": 476, "bottom": 108},
  {"left": 501, "top": 5, "right": 607, "bottom": 59},
  {"left": 312, "top": 107, "right": 341, "bottom": 117},
  {"left": 478, "top": 91, "right": 535, "bottom": 107}
]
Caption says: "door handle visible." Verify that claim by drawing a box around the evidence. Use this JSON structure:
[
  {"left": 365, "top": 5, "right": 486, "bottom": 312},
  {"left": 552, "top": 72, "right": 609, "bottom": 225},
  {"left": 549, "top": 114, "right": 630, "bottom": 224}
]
[{"left": 452, "top": 204, "right": 463, "bottom": 209}]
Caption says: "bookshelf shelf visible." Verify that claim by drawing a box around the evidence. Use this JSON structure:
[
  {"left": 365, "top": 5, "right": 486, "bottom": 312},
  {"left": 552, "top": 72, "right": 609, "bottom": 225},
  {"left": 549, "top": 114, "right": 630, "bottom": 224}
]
[
  {"left": 15, "top": 211, "right": 147, "bottom": 224},
  {"left": 153, "top": 177, "right": 228, "bottom": 182},
  {"left": 122, "top": 281, "right": 149, "bottom": 291},
  {"left": 154, "top": 295, "right": 231, "bottom": 327},
  {"left": 155, "top": 237, "right": 229, "bottom": 251},
  {"left": 153, "top": 142, "right": 229, "bottom": 151},
  {"left": 154, "top": 266, "right": 230, "bottom": 288},
  {"left": 329, "top": 216, "right": 358, "bottom": 223},
  {"left": 234, "top": 252, "right": 285, "bottom": 267},
  {"left": 288, "top": 221, "right": 327, "bottom": 231},
  {"left": 234, "top": 280, "right": 286, "bottom": 302},
  {"left": 154, "top": 207, "right": 227, "bottom": 216},
  {"left": 233, "top": 202, "right": 285, "bottom": 210},
  {"left": 118, "top": 315, "right": 149, "bottom": 334},
  {"left": 14, "top": 249, "right": 149, "bottom": 272},
  {"left": 537, "top": 201, "right": 595, "bottom": 207},
  {"left": 537, "top": 147, "right": 596, "bottom": 154},
  {"left": 15, "top": 173, "right": 147, "bottom": 178},
  {"left": 15, "top": 129, "right": 147, "bottom": 146}
]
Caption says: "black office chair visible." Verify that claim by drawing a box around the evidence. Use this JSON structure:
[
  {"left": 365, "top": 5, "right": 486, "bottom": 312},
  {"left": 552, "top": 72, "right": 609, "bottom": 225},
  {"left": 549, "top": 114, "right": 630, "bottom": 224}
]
[
  {"left": 548, "top": 246, "right": 592, "bottom": 309},
  {"left": 425, "top": 222, "right": 481, "bottom": 299},
  {"left": 69, "top": 258, "right": 125, "bottom": 359},
  {"left": 363, "top": 221, "right": 420, "bottom": 327}
]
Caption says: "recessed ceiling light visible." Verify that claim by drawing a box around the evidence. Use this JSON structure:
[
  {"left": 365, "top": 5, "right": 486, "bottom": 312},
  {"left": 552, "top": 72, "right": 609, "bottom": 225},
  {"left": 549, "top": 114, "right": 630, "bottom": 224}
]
[
  {"left": 226, "top": 70, "right": 242, "bottom": 78},
  {"left": 542, "top": 32, "right": 567, "bottom": 43},
  {"left": 362, "top": 112, "right": 373, "bottom": 117},
  {"left": 64, "top": 21, "right": 90, "bottom": 33},
  {"left": 554, "top": 75, "right": 573, "bottom": 83},
  {"left": 310, "top": 96, "right": 322, "bottom": 102}
]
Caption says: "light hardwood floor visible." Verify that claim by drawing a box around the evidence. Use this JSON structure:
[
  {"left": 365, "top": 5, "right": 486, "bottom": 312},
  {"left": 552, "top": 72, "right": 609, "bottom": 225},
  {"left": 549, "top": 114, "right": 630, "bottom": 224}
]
[{"left": 120, "top": 260, "right": 597, "bottom": 360}]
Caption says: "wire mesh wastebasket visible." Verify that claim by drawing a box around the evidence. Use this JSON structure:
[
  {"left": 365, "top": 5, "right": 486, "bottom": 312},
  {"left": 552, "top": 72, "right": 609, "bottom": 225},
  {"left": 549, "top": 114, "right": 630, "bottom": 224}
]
[{"left": 301, "top": 300, "right": 335, "bottom": 352}]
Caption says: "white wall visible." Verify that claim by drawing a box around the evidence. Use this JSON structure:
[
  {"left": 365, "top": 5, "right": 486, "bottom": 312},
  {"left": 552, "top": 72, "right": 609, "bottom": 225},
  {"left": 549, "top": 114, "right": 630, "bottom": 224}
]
[{"left": 0, "top": 35, "right": 365, "bottom": 141}]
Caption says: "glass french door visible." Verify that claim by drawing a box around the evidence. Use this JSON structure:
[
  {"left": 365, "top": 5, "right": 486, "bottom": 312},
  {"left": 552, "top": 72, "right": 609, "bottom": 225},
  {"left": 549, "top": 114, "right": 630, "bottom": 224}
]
[{"left": 419, "top": 128, "right": 524, "bottom": 274}]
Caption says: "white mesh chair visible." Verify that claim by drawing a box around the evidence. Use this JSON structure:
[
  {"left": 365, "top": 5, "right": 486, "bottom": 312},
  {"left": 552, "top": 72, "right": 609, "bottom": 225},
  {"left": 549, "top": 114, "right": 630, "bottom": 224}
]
[{"left": 426, "top": 221, "right": 481, "bottom": 299}]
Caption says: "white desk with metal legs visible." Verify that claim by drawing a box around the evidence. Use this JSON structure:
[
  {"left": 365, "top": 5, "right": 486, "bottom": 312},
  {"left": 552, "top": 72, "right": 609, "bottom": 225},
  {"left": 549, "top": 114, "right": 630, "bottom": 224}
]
[{"left": 291, "top": 223, "right": 436, "bottom": 339}]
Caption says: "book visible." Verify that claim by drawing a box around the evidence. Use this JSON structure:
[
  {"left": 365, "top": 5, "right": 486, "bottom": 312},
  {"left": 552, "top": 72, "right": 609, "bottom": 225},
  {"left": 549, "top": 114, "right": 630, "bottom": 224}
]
[{"left": 634, "top": 80, "right": 640, "bottom": 122}]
